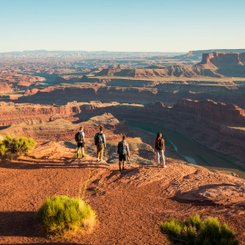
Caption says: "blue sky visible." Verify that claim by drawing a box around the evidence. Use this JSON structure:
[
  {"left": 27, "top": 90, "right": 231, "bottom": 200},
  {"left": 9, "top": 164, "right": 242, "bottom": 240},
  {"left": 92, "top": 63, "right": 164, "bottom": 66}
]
[{"left": 0, "top": 0, "right": 244, "bottom": 52}]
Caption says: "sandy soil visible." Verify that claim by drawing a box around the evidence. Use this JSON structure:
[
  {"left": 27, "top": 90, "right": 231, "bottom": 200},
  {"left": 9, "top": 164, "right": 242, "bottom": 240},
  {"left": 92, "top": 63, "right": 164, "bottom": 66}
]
[{"left": 0, "top": 155, "right": 244, "bottom": 245}]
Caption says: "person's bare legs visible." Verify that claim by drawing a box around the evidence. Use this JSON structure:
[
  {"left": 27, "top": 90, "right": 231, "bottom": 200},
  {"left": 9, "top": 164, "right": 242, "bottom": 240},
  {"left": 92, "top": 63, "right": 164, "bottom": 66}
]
[
  {"left": 97, "top": 146, "right": 100, "bottom": 161},
  {"left": 81, "top": 147, "right": 85, "bottom": 158},
  {"left": 76, "top": 146, "right": 81, "bottom": 158},
  {"left": 119, "top": 160, "right": 122, "bottom": 172}
]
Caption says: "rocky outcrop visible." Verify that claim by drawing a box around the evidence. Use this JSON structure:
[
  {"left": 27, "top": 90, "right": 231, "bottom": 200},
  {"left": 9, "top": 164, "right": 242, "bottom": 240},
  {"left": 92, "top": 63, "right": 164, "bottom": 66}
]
[
  {"left": 200, "top": 52, "right": 245, "bottom": 66},
  {"left": 96, "top": 65, "right": 219, "bottom": 78},
  {"left": 198, "top": 52, "right": 245, "bottom": 76},
  {"left": 172, "top": 169, "right": 245, "bottom": 206}
]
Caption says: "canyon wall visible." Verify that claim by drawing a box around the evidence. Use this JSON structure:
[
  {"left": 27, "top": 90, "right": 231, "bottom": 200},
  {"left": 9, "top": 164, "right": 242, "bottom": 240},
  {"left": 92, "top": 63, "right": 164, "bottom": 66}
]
[
  {"left": 148, "top": 99, "right": 245, "bottom": 162},
  {"left": 16, "top": 83, "right": 245, "bottom": 108},
  {"left": 173, "top": 99, "right": 245, "bottom": 124},
  {"left": 199, "top": 52, "right": 245, "bottom": 76},
  {"left": 0, "top": 102, "right": 81, "bottom": 126}
]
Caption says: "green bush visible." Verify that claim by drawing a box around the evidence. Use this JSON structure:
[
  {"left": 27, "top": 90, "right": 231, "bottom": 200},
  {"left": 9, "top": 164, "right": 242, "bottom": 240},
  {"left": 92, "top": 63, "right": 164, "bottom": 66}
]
[
  {"left": 160, "top": 218, "right": 183, "bottom": 237},
  {"left": 0, "top": 135, "right": 36, "bottom": 159},
  {"left": 160, "top": 215, "right": 238, "bottom": 245},
  {"left": 0, "top": 141, "right": 6, "bottom": 158},
  {"left": 37, "top": 195, "right": 96, "bottom": 236}
]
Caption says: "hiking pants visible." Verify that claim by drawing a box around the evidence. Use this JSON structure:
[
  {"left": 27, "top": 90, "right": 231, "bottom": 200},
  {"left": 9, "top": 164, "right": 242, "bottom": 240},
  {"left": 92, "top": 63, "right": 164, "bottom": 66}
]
[
  {"left": 97, "top": 144, "right": 105, "bottom": 161},
  {"left": 157, "top": 150, "right": 166, "bottom": 166}
]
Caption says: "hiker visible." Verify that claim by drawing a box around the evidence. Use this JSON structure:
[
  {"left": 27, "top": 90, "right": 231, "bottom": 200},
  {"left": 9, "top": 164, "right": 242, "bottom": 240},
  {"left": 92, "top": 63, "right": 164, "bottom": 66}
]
[
  {"left": 94, "top": 125, "right": 106, "bottom": 162},
  {"left": 75, "top": 126, "right": 85, "bottom": 158},
  {"left": 155, "top": 132, "right": 166, "bottom": 167},
  {"left": 117, "top": 135, "right": 130, "bottom": 172}
]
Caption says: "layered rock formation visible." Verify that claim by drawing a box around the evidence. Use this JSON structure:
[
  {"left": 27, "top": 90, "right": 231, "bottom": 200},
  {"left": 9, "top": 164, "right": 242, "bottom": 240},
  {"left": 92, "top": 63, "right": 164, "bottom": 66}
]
[
  {"left": 173, "top": 99, "right": 245, "bottom": 124},
  {"left": 198, "top": 52, "right": 245, "bottom": 76},
  {"left": 200, "top": 52, "right": 245, "bottom": 66},
  {"left": 96, "top": 65, "right": 219, "bottom": 78},
  {"left": 176, "top": 49, "right": 245, "bottom": 62},
  {"left": 0, "top": 102, "right": 81, "bottom": 126},
  {"left": 96, "top": 52, "right": 245, "bottom": 78}
]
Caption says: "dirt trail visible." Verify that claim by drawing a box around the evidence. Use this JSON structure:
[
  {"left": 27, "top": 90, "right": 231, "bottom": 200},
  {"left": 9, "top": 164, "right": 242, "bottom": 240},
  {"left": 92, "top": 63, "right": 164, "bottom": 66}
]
[{"left": 0, "top": 157, "right": 244, "bottom": 245}]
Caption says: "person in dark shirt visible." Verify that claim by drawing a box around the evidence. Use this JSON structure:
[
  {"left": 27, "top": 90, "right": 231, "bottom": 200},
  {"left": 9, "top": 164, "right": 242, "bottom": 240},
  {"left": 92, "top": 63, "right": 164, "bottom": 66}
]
[
  {"left": 117, "top": 135, "right": 130, "bottom": 172},
  {"left": 94, "top": 126, "right": 106, "bottom": 162},
  {"left": 154, "top": 132, "right": 166, "bottom": 167}
]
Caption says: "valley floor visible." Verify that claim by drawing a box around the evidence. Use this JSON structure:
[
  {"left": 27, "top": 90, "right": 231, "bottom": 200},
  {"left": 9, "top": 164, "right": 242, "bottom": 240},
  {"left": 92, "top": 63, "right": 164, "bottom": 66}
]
[{"left": 0, "top": 156, "right": 244, "bottom": 245}]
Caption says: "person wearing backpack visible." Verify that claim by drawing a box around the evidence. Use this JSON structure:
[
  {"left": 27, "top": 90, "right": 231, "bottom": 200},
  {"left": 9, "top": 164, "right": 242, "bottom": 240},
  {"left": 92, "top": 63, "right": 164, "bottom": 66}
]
[
  {"left": 117, "top": 135, "right": 130, "bottom": 172},
  {"left": 94, "top": 126, "right": 106, "bottom": 162},
  {"left": 155, "top": 132, "right": 166, "bottom": 167},
  {"left": 75, "top": 126, "right": 85, "bottom": 159}
]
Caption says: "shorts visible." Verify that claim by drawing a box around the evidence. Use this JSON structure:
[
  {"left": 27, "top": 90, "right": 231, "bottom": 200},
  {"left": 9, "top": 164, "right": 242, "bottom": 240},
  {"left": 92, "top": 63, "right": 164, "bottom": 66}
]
[
  {"left": 77, "top": 142, "right": 85, "bottom": 148},
  {"left": 119, "top": 154, "right": 127, "bottom": 162}
]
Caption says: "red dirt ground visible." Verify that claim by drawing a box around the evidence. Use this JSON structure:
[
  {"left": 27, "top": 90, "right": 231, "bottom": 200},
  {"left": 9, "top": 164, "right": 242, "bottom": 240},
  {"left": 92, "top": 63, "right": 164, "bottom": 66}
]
[{"left": 0, "top": 156, "right": 244, "bottom": 245}]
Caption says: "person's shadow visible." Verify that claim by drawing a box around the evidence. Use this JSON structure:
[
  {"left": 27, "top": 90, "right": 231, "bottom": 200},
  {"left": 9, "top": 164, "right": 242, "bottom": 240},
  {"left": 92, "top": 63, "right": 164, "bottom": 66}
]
[{"left": 64, "top": 141, "right": 76, "bottom": 149}]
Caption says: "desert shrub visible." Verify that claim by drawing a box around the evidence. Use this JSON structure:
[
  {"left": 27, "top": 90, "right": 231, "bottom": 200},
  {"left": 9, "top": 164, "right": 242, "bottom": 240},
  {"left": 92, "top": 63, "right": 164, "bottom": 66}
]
[
  {"left": 0, "top": 141, "right": 6, "bottom": 157},
  {"left": 0, "top": 135, "right": 36, "bottom": 159},
  {"left": 160, "top": 215, "right": 238, "bottom": 245},
  {"left": 160, "top": 218, "right": 183, "bottom": 237},
  {"left": 37, "top": 195, "right": 96, "bottom": 236}
]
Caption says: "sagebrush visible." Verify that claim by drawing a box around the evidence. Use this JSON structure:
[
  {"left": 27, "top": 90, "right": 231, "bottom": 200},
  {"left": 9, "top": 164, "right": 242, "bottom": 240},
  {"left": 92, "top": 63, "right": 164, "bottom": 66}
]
[
  {"left": 0, "top": 135, "right": 36, "bottom": 159},
  {"left": 37, "top": 195, "right": 96, "bottom": 236},
  {"left": 160, "top": 214, "right": 238, "bottom": 245}
]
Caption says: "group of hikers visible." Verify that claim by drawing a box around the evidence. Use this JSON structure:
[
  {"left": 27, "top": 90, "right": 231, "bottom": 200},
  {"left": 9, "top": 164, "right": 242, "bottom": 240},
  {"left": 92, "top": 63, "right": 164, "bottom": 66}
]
[{"left": 75, "top": 126, "right": 166, "bottom": 172}]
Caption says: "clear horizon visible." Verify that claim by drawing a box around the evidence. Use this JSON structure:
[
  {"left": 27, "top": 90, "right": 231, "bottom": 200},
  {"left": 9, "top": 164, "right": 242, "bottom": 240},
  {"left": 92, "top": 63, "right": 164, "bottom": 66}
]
[{"left": 1, "top": 0, "right": 245, "bottom": 52}]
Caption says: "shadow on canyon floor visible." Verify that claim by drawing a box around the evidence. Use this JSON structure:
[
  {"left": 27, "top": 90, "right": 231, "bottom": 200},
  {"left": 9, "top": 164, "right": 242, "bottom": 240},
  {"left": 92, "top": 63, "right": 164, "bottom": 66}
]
[
  {"left": 0, "top": 159, "right": 109, "bottom": 170},
  {"left": 0, "top": 211, "right": 42, "bottom": 238}
]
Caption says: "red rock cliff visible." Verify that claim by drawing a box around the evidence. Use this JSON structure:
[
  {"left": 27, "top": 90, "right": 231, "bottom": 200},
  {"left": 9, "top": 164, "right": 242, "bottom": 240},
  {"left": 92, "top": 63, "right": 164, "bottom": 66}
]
[
  {"left": 200, "top": 52, "right": 245, "bottom": 67},
  {"left": 173, "top": 99, "right": 245, "bottom": 124}
]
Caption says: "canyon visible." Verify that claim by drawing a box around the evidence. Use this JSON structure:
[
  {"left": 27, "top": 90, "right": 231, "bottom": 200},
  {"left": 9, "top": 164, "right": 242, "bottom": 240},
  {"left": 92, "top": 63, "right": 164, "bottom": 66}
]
[
  {"left": 0, "top": 50, "right": 245, "bottom": 244},
  {"left": 0, "top": 98, "right": 244, "bottom": 175},
  {"left": 0, "top": 50, "right": 244, "bottom": 172}
]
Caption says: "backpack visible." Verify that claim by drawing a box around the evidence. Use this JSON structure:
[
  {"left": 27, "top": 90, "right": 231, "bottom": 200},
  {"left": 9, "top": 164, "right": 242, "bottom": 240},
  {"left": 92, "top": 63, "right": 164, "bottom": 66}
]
[
  {"left": 95, "top": 133, "right": 104, "bottom": 145},
  {"left": 75, "top": 131, "right": 84, "bottom": 143},
  {"left": 156, "top": 138, "right": 163, "bottom": 150},
  {"left": 118, "top": 141, "right": 127, "bottom": 155}
]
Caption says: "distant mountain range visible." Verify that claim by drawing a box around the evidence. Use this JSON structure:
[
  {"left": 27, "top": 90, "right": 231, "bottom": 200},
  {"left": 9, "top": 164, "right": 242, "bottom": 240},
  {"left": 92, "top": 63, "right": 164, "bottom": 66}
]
[
  {"left": 0, "top": 50, "right": 183, "bottom": 59},
  {"left": 1, "top": 49, "right": 244, "bottom": 60}
]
